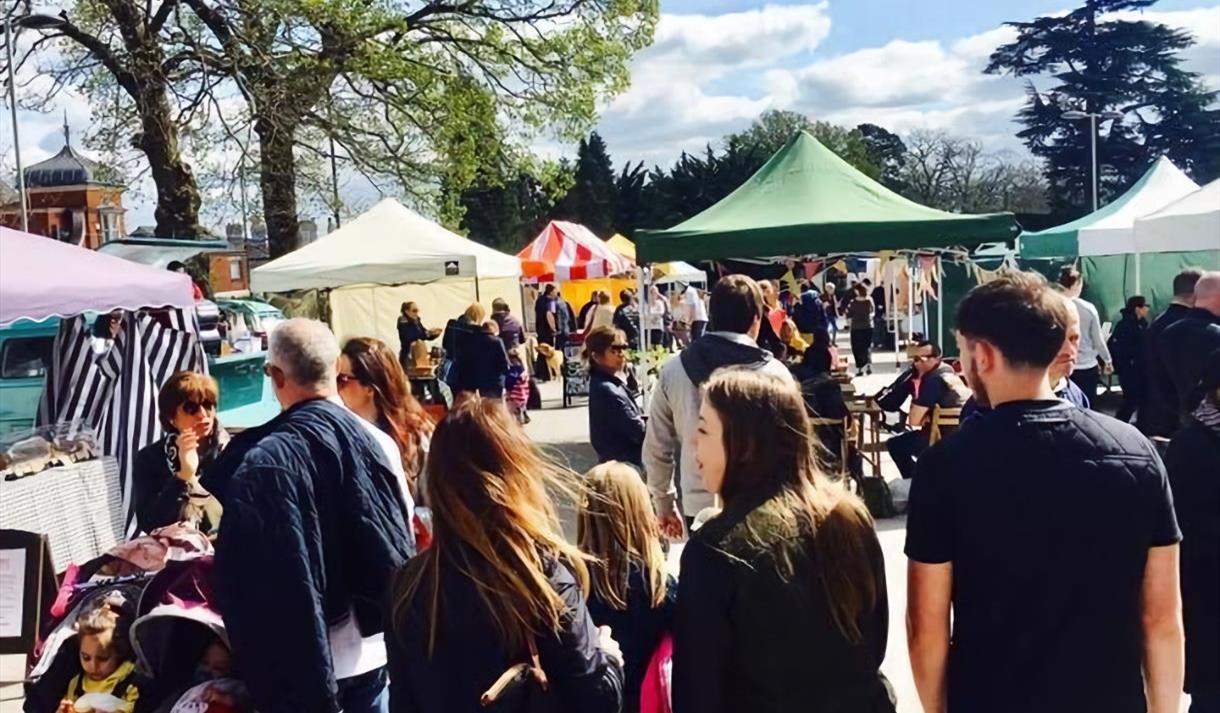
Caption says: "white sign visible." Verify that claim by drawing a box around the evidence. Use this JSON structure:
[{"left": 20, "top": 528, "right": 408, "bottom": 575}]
[{"left": 0, "top": 548, "right": 26, "bottom": 638}]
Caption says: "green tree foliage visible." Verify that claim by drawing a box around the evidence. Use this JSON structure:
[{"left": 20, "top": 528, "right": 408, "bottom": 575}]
[
  {"left": 452, "top": 157, "right": 574, "bottom": 251},
  {"left": 985, "top": 0, "right": 1220, "bottom": 214},
  {"left": 726, "top": 110, "right": 880, "bottom": 178},
  {"left": 553, "top": 132, "right": 617, "bottom": 237},
  {"left": 857, "top": 123, "right": 908, "bottom": 192}
]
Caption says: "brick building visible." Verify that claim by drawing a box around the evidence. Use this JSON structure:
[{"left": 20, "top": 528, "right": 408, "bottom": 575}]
[{"left": 0, "top": 125, "right": 125, "bottom": 249}]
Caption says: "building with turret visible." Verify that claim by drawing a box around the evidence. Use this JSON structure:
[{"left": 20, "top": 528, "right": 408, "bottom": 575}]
[{"left": 0, "top": 121, "right": 126, "bottom": 249}]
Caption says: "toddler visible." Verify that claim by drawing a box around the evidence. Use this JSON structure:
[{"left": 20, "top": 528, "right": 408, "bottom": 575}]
[
  {"left": 505, "top": 347, "right": 531, "bottom": 423},
  {"left": 59, "top": 592, "right": 140, "bottom": 713}
]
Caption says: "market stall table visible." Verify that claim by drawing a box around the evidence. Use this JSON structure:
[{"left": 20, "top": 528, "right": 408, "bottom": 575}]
[{"left": 0, "top": 457, "right": 125, "bottom": 572}]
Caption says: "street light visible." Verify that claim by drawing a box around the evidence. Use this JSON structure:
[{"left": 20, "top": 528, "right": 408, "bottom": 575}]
[
  {"left": 1062, "top": 109, "right": 1125, "bottom": 212},
  {"left": 4, "top": 14, "right": 64, "bottom": 233}
]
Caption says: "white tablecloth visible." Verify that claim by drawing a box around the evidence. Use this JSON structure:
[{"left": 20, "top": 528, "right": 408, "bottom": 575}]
[{"left": 0, "top": 457, "right": 125, "bottom": 571}]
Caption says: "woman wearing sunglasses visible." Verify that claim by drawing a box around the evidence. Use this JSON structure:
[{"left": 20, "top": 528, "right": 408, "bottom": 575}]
[
  {"left": 585, "top": 326, "right": 646, "bottom": 468},
  {"left": 132, "top": 371, "right": 228, "bottom": 534},
  {"left": 337, "top": 337, "right": 434, "bottom": 502}
]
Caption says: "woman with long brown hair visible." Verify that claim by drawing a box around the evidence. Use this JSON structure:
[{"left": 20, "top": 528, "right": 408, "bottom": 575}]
[
  {"left": 676, "top": 368, "right": 893, "bottom": 713},
  {"left": 578, "top": 461, "right": 676, "bottom": 713},
  {"left": 385, "top": 398, "right": 624, "bottom": 713},
  {"left": 338, "top": 337, "right": 433, "bottom": 498}
]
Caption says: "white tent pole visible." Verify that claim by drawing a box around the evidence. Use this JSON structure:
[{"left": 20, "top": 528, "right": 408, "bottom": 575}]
[
  {"left": 1134, "top": 250, "right": 1142, "bottom": 295},
  {"left": 637, "top": 265, "right": 651, "bottom": 411},
  {"left": 892, "top": 261, "right": 900, "bottom": 366},
  {"left": 937, "top": 256, "right": 944, "bottom": 353},
  {"left": 907, "top": 254, "right": 915, "bottom": 344}
]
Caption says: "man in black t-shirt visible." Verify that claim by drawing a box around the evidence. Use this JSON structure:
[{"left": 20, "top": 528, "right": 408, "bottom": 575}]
[
  {"left": 885, "top": 340, "right": 968, "bottom": 479},
  {"left": 906, "top": 272, "right": 1183, "bottom": 713}
]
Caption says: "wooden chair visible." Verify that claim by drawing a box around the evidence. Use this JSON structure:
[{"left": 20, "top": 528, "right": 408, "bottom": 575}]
[
  {"left": 809, "top": 415, "right": 857, "bottom": 489},
  {"left": 928, "top": 405, "right": 963, "bottom": 446}
]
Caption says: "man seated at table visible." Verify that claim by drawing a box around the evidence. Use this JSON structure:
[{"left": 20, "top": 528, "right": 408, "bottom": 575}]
[
  {"left": 961, "top": 291, "right": 1090, "bottom": 421},
  {"left": 886, "top": 340, "right": 970, "bottom": 479}
]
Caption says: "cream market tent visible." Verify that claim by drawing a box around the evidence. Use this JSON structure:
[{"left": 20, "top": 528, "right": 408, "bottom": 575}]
[{"left": 252, "top": 199, "right": 522, "bottom": 351}]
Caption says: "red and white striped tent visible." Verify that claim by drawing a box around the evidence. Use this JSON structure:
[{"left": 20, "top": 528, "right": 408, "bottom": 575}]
[{"left": 517, "top": 221, "right": 634, "bottom": 282}]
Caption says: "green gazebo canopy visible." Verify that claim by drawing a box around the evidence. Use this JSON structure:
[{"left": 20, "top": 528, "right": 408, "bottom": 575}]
[{"left": 635, "top": 131, "right": 1020, "bottom": 263}]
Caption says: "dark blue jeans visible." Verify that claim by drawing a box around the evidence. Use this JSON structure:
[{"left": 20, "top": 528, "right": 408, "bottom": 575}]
[
  {"left": 338, "top": 667, "right": 389, "bottom": 713},
  {"left": 886, "top": 429, "right": 928, "bottom": 480}
]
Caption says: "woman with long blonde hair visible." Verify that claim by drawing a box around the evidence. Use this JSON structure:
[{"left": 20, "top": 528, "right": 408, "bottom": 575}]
[
  {"left": 675, "top": 368, "right": 893, "bottom": 713},
  {"left": 578, "top": 461, "right": 677, "bottom": 712},
  {"left": 385, "top": 398, "right": 624, "bottom": 713}
]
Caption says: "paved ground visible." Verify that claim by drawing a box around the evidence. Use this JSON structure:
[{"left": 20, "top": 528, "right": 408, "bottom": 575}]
[{"left": 524, "top": 340, "right": 923, "bottom": 712}]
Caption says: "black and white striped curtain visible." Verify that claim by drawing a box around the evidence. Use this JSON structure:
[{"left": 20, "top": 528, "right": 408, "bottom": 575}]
[{"left": 37, "top": 310, "right": 206, "bottom": 535}]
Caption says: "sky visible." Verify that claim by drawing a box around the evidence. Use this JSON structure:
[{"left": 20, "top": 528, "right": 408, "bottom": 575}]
[{"left": 5, "top": 0, "right": 1219, "bottom": 232}]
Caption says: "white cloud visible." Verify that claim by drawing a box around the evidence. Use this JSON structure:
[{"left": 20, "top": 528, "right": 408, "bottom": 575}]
[{"left": 591, "top": 3, "right": 832, "bottom": 161}]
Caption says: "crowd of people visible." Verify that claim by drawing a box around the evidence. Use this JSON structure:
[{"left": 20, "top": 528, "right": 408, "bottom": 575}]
[{"left": 44, "top": 263, "right": 1220, "bottom": 713}]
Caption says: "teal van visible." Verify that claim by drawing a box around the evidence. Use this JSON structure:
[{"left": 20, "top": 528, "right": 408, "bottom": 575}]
[{"left": 0, "top": 317, "right": 281, "bottom": 435}]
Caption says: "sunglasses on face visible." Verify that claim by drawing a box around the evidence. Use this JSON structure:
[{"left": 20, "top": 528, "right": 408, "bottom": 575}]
[
  {"left": 609, "top": 344, "right": 630, "bottom": 353},
  {"left": 182, "top": 400, "right": 216, "bottom": 415},
  {"left": 337, "top": 373, "right": 364, "bottom": 387}
]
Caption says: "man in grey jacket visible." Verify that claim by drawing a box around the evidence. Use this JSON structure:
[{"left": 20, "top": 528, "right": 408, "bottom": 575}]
[{"left": 644, "top": 274, "right": 794, "bottom": 538}]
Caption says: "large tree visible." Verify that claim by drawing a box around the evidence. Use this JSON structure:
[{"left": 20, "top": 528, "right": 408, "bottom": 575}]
[
  {"left": 857, "top": 123, "right": 907, "bottom": 192},
  {"left": 7, "top": 1, "right": 204, "bottom": 237},
  {"left": 553, "top": 132, "right": 616, "bottom": 237},
  {"left": 986, "top": 0, "right": 1220, "bottom": 214},
  {"left": 725, "top": 110, "right": 880, "bottom": 177},
  {"left": 13, "top": 0, "right": 657, "bottom": 256}
]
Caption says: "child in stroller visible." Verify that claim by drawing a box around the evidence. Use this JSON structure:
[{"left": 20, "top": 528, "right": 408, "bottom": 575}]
[{"left": 58, "top": 591, "right": 142, "bottom": 713}]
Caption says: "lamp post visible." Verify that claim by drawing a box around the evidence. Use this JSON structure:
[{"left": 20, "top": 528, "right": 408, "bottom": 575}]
[
  {"left": 4, "top": 16, "right": 28, "bottom": 231},
  {"left": 1061, "top": 109, "right": 1125, "bottom": 212},
  {"left": 4, "top": 14, "right": 59, "bottom": 233}
]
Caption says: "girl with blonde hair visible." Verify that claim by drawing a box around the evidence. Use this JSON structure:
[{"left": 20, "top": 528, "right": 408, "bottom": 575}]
[
  {"left": 386, "top": 399, "right": 623, "bottom": 713},
  {"left": 675, "top": 368, "right": 893, "bottom": 713},
  {"left": 579, "top": 461, "right": 677, "bottom": 713}
]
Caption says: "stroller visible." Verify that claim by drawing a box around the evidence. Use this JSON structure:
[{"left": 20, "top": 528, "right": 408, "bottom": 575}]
[{"left": 23, "top": 527, "right": 245, "bottom": 713}]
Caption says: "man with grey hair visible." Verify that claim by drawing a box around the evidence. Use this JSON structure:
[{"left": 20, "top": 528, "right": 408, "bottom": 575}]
[
  {"left": 206, "top": 319, "right": 413, "bottom": 713},
  {"left": 1162, "top": 271, "right": 1220, "bottom": 421}
]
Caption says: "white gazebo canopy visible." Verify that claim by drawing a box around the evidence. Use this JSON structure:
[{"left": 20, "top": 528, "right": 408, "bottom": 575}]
[
  {"left": 1133, "top": 179, "right": 1220, "bottom": 255},
  {"left": 251, "top": 199, "right": 523, "bottom": 351},
  {"left": 1076, "top": 157, "right": 1199, "bottom": 256},
  {"left": 252, "top": 198, "right": 520, "bottom": 293}
]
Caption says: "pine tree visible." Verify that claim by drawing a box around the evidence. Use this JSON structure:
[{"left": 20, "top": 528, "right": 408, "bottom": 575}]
[
  {"left": 986, "top": 0, "right": 1220, "bottom": 215},
  {"left": 566, "top": 132, "right": 618, "bottom": 237}
]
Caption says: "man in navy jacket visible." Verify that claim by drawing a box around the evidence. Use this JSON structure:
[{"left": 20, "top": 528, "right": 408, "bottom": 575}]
[{"left": 206, "top": 319, "right": 413, "bottom": 713}]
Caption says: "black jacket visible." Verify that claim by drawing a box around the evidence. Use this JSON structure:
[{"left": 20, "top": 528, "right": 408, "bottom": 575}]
[
  {"left": 453, "top": 331, "right": 510, "bottom": 397},
  {"left": 588, "top": 367, "right": 646, "bottom": 467},
  {"left": 1165, "top": 417, "right": 1220, "bottom": 696},
  {"left": 398, "top": 317, "right": 431, "bottom": 358},
  {"left": 131, "top": 431, "right": 225, "bottom": 534},
  {"left": 797, "top": 372, "right": 850, "bottom": 469},
  {"left": 1108, "top": 312, "right": 1146, "bottom": 375},
  {"left": 386, "top": 550, "right": 623, "bottom": 713},
  {"left": 1160, "top": 308, "right": 1220, "bottom": 420},
  {"left": 1142, "top": 303, "right": 1192, "bottom": 436},
  {"left": 674, "top": 490, "right": 894, "bottom": 713},
  {"left": 679, "top": 332, "right": 774, "bottom": 388},
  {"left": 586, "top": 566, "right": 677, "bottom": 713},
  {"left": 204, "top": 399, "right": 414, "bottom": 713},
  {"left": 613, "top": 304, "right": 641, "bottom": 349}
]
